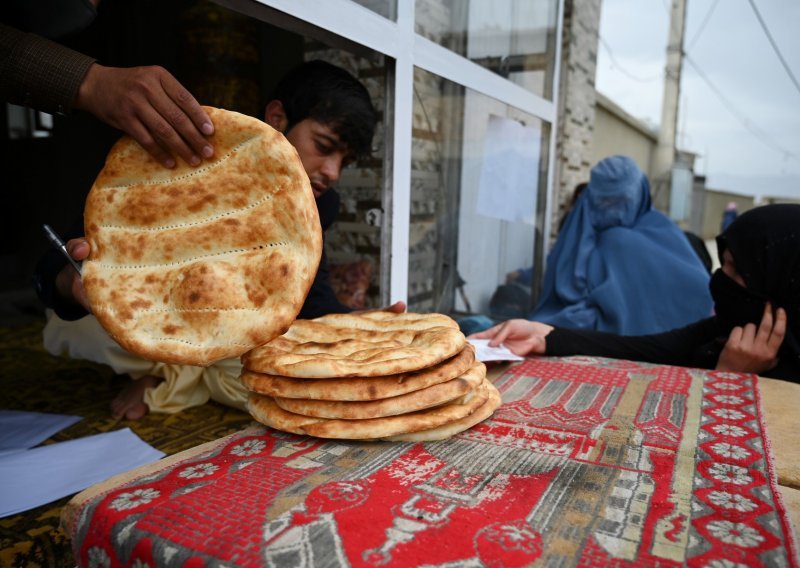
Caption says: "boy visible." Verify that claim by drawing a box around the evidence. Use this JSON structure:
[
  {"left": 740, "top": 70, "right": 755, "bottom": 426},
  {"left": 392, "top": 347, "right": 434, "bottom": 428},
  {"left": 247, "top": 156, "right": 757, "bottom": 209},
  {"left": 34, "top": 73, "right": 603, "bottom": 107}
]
[{"left": 35, "top": 60, "right": 403, "bottom": 419}]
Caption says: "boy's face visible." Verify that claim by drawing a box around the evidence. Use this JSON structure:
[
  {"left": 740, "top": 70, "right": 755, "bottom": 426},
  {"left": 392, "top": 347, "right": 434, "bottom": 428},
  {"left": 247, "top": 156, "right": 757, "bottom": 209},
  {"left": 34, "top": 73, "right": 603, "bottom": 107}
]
[{"left": 284, "top": 119, "right": 354, "bottom": 199}]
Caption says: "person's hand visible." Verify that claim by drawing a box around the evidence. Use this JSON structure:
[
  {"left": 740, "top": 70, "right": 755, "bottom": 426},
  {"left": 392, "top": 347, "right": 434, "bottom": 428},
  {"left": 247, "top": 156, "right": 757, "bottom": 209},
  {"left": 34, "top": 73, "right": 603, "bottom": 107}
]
[
  {"left": 716, "top": 303, "right": 786, "bottom": 374},
  {"left": 55, "top": 238, "right": 91, "bottom": 312},
  {"left": 74, "top": 64, "right": 215, "bottom": 168},
  {"left": 468, "top": 319, "right": 553, "bottom": 356}
]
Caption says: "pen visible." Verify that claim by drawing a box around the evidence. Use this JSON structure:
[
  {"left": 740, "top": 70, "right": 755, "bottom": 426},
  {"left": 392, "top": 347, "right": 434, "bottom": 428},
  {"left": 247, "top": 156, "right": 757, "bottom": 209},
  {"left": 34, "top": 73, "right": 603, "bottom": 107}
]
[{"left": 42, "top": 224, "right": 82, "bottom": 276}]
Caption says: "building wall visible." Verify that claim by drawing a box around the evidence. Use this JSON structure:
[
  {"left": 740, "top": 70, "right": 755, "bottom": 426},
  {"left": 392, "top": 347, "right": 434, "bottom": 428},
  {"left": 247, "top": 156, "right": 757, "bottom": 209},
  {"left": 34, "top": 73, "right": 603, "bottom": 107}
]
[
  {"left": 590, "top": 96, "right": 657, "bottom": 178},
  {"left": 552, "top": 0, "right": 602, "bottom": 237}
]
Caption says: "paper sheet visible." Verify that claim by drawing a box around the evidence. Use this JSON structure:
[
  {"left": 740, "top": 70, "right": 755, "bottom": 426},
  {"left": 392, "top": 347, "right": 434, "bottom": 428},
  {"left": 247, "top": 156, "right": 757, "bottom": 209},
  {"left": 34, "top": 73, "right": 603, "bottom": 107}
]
[
  {"left": 468, "top": 338, "right": 525, "bottom": 362},
  {"left": 0, "top": 428, "right": 165, "bottom": 517},
  {"left": 0, "top": 410, "right": 81, "bottom": 455},
  {"left": 476, "top": 115, "right": 541, "bottom": 224}
]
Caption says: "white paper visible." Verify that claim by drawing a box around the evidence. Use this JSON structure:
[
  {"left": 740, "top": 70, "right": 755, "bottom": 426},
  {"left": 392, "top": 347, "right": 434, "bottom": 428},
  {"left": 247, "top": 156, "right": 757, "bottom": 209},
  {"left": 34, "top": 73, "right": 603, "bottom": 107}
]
[
  {"left": 476, "top": 115, "right": 541, "bottom": 224},
  {"left": 0, "top": 428, "right": 165, "bottom": 517},
  {"left": 0, "top": 410, "right": 82, "bottom": 454},
  {"left": 469, "top": 338, "right": 525, "bottom": 362}
]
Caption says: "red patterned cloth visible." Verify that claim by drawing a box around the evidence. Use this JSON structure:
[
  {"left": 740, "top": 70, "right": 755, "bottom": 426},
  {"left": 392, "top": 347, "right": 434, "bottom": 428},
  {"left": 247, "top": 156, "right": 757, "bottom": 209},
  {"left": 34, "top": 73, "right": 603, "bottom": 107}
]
[{"left": 65, "top": 357, "right": 798, "bottom": 567}]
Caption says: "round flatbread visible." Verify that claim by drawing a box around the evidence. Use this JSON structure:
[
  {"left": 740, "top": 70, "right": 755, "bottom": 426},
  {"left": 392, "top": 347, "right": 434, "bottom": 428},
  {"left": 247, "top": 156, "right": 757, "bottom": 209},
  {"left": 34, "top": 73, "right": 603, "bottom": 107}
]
[
  {"left": 82, "top": 107, "right": 321, "bottom": 366},
  {"left": 240, "top": 344, "right": 475, "bottom": 401},
  {"left": 272, "top": 361, "right": 486, "bottom": 419},
  {"left": 242, "top": 314, "right": 466, "bottom": 378},
  {"left": 383, "top": 381, "right": 501, "bottom": 442},
  {"left": 247, "top": 378, "right": 491, "bottom": 440},
  {"left": 312, "top": 311, "right": 459, "bottom": 331}
]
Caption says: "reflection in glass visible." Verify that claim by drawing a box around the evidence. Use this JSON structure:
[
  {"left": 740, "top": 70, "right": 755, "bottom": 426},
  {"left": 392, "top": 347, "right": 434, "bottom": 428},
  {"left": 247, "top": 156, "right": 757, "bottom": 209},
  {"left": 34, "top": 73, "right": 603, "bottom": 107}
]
[
  {"left": 415, "top": 0, "right": 559, "bottom": 99},
  {"left": 408, "top": 67, "right": 550, "bottom": 318}
]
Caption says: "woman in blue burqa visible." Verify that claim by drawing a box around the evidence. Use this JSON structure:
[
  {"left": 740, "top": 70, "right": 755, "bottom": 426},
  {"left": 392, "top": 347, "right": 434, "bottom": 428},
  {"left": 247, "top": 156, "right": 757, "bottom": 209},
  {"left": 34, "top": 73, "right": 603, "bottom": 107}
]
[{"left": 531, "top": 155, "right": 713, "bottom": 334}]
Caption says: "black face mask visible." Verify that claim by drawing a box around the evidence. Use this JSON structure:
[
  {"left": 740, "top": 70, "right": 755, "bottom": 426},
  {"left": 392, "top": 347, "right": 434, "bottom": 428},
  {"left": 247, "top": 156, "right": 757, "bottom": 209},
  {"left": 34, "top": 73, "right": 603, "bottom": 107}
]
[{"left": 709, "top": 269, "right": 770, "bottom": 335}]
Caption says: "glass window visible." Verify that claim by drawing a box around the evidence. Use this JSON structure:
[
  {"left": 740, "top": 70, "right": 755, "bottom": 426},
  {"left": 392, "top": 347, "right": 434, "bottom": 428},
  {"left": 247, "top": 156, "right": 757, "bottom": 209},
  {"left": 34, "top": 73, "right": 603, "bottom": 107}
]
[
  {"left": 415, "top": 0, "right": 559, "bottom": 100},
  {"left": 408, "top": 67, "right": 550, "bottom": 318},
  {"left": 350, "top": 0, "right": 397, "bottom": 20}
]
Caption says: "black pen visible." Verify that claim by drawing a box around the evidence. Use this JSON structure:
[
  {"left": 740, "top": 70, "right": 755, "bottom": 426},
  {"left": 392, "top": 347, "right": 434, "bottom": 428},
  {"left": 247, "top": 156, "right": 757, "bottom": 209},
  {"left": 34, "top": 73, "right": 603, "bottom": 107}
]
[{"left": 42, "top": 224, "right": 82, "bottom": 276}]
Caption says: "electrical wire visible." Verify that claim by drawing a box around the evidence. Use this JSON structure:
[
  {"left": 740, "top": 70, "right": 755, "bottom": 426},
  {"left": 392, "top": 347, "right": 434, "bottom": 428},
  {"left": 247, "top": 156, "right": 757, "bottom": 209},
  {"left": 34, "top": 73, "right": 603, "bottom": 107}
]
[
  {"left": 747, "top": 0, "right": 800, "bottom": 97},
  {"left": 598, "top": 36, "right": 661, "bottom": 83},
  {"left": 684, "top": 54, "right": 797, "bottom": 161},
  {"left": 686, "top": 0, "right": 720, "bottom": 51}
]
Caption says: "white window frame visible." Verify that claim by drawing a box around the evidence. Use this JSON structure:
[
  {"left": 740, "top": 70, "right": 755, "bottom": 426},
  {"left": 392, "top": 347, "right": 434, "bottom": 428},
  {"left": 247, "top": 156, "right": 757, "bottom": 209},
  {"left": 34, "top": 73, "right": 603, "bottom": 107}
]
[{"left": 214, "top": 0, "right": 563, "bottom": 305}]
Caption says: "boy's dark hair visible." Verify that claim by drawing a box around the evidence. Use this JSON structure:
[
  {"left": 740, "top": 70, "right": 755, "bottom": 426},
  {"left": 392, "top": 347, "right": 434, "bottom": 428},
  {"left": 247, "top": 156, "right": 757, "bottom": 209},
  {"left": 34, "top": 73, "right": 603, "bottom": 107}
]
[{"left": 270, "top": 60, "right": 377, "bottom": 159}]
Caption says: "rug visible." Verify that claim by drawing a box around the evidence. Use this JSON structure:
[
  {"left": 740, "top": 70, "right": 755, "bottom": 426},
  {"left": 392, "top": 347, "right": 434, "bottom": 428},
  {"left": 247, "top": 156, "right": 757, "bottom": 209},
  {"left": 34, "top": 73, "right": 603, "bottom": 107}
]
[
  {"left": 0, "top": 321, "right": 253, "bottom": 567},
  {"left": 62, "top": 356, "right": 798, "bottom": 567}
]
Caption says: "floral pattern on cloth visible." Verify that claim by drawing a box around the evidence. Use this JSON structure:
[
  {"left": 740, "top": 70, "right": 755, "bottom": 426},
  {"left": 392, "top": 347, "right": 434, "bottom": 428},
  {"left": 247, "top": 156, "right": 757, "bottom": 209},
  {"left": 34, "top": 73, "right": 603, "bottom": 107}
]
[
  {"left": 66, "top": 357, "right": 799, "bottom": 567},
  {"left": 329, "top": 260, "right": 372, "bottom": 309}
]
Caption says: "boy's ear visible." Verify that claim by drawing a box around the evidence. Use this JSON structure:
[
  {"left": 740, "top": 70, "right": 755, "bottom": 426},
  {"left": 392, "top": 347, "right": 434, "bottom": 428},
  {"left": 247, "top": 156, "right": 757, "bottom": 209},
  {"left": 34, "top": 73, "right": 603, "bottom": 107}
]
[{"left": 264, "top": 100, "right": 289, "bottom": 133}]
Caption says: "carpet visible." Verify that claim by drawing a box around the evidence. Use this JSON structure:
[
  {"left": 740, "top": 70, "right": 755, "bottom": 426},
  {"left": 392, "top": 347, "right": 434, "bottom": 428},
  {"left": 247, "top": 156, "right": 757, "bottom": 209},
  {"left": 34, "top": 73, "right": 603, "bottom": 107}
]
[
  {"left": 62, "top": 356, "right": 798, "bottom": 566},
  {"left": 0, "top": 321, "right": 253, "bottom": 567}
]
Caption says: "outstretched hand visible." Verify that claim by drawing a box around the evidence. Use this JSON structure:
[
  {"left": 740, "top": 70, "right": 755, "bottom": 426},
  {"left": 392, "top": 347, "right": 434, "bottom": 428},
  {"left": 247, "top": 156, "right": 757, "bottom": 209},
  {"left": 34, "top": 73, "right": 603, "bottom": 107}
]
[
  {"left": 468, "top": 319, "right": 554, "bottom": 356},
  {"left": 55, "top": 238, "right": 91, "bottom": 312},
  {"left": 75, "top": 64, "right": 215, "bottom": 169},
  {"left": 716, "top": 303, "right": 786, "bottom": 374}
]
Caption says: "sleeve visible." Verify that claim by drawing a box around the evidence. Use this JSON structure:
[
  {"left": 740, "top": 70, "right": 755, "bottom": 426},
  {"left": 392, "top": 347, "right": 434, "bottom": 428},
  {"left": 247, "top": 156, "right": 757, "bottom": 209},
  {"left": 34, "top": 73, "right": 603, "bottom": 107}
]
[
  {"left": 0, "top": 22, "right": 96, "bottom": 115},
  {"left": 31, "top": 218, "right": 89, "bottom": 321},
  {"left": 544, "top": 317, "right": 721, "bottom": 368},
  {"left": 297, "top": 247, "right": 352, "bottom": 320}
]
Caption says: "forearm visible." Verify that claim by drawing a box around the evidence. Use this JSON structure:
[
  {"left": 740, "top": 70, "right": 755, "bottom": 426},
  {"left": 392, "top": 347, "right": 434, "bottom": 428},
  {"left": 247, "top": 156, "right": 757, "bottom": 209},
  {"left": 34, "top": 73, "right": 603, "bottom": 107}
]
[
  {"left": 545, "top": 318, "right": 719, "bottom": 368},
  {"left": 0, "top": 23, "right": 95, "bottom": 114}
]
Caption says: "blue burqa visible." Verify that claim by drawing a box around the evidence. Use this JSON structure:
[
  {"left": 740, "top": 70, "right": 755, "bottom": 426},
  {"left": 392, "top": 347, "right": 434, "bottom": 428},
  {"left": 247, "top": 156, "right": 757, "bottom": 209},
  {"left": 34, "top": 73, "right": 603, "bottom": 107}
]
[{"left": 530, "top": 155, "right": 713, "bottom": 334}]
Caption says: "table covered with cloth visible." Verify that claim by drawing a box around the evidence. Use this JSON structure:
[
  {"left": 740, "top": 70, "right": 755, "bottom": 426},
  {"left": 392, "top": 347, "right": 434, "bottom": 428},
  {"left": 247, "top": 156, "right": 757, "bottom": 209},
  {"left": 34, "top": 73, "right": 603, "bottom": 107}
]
[{"left": 61, "top": 356, "right": 799, "bottom": 567}]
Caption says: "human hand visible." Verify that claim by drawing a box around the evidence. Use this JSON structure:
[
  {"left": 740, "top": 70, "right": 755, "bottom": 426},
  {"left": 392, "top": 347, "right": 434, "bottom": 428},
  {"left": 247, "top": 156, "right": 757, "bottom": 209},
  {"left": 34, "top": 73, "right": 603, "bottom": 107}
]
[
  {"left": 468, "top": 319, "right": 553, "bottom": 356},
  {"left": 716, "top": 303, "right": 786, "bottom": 374},
  {"left": 75, "top": 64, "right": 215, "bottom": 168},
  {"left": 55, "top": 238, "right": 91, "bottom": 312}
]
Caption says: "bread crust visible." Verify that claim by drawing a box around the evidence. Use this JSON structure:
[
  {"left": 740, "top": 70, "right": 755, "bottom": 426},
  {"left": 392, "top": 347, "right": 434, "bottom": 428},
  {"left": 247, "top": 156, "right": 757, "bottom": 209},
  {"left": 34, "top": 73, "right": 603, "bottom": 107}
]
[{"left": 83, "top": 107, "right": 321, "bottom": 366}]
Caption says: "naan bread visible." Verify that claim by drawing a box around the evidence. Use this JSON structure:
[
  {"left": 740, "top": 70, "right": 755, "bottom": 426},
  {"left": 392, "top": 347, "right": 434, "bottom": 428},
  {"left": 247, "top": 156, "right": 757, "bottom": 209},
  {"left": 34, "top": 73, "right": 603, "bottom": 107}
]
[
  {"left": 247, "top": 379, "right": 491, "bottom": 440},
  {"left": 312, "top": 311, "right": 459, "bottom": 331},
  {"left": 82, "top": 107, "right": 321, "bottom": 366},
  {"left": 383, "top": 381, "right": 501, "bottom": 442},
  {"left": 240, "top": 344, "right": 475, "bottom": 401},
  {"left": 242, "top": 314, "right": 466, "bottom": 378},
  {"left": 273, "top": 361, "right": 485, "bottom": 419}
]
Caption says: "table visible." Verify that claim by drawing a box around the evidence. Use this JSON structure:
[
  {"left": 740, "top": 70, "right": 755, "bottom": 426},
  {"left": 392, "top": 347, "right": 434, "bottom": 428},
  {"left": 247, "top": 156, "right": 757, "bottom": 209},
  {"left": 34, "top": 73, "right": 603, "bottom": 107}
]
[{"left": 61, "top": 357, "right": 799, "bottom": 566}]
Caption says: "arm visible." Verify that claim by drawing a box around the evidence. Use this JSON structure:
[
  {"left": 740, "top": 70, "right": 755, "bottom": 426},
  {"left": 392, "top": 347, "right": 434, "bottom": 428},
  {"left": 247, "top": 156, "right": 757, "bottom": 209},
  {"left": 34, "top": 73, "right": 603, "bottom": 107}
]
[
  {"left": 545, "top": 318, "right": 720, "bottom": 367},
  {"left": 0, "top": 23, "right": 214, "bottom": 168},
  {"left": 471, "top": 317, "right": 721, "bottom": 369},
  {"left": 0, "top": 22, "right": 95, "bottom": 115},
  {"left": 297, "top": 248, "right": 352, "bottom": 319}
]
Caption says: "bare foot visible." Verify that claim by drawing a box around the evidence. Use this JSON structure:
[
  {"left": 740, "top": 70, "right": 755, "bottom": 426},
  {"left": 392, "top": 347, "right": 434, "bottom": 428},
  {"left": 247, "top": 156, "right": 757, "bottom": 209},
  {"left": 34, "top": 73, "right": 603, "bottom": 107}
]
[{"left": 111, "top": 375, "right": 162, "bottom": 420}]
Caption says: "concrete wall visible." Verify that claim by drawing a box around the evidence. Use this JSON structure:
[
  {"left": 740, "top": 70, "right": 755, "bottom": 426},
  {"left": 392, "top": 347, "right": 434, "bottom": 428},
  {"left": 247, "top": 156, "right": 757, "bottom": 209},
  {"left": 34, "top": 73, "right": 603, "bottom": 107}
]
[{"left": 590, "top": 93, "right": 657, "bottom": 178}]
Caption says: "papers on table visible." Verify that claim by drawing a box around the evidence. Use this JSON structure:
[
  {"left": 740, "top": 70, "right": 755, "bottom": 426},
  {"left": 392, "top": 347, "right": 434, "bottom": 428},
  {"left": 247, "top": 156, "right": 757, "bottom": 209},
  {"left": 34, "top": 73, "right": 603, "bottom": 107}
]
[
  {"left": 0, "top": 410, "right": 81, "bottom": 456},
  {"left": 469, "top": 338, "right": 525, "bottom": 362},
  {"left": 0, "top": 411, "right": 164, "bottom": 518}
]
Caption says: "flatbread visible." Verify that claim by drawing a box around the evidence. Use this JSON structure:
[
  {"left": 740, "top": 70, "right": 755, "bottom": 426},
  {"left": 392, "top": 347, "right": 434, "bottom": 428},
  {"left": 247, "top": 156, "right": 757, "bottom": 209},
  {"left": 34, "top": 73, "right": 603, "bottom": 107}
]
[
  {"left": 242, "top": 315, "right": 466, "bottom": 378},
  {"left": 247, "top": 379, "right": 491, "bottom": 440},
  {"left": 383, "top": 381, "right": 501, "bottom": 442},
  {"left": 82, "top": 107, "right": 321, "bottom": 366},
  {"left": 312, "top": 311, "right": 459, "bottom": 331},
  {"left": 272, "top": 361, "right": 486, "bottom": 419},
  {"left": 240, "top": 344, "right": 475, "bottom": 401}
]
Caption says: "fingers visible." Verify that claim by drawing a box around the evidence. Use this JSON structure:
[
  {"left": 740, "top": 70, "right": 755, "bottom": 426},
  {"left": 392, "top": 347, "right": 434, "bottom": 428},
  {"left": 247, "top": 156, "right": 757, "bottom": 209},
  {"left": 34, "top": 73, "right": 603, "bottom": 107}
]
[
  {"left": 768, "top": 307, "right": 787, "bottom": 351},
  {"left": 488, "top": 322, "right": 514, "bottom": 347},
  {"left": 148, "top": 69, "right": 214, "bottom": 165},
  {"left": 385, "top": 301, "right": 406, "bottom": 314},
  {"left": 468, "top": 325, "right": 501, "bottom": 340},
  {"left": 66, "top": 238, "right": 90, "bottom": 261}
]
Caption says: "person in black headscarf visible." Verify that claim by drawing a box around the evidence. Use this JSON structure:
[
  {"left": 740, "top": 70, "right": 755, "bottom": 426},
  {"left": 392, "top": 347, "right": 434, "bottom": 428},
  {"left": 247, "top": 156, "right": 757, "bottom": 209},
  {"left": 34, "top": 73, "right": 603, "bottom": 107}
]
[{"left": 471, "top": 204, "right": 800, "bottom": 382}]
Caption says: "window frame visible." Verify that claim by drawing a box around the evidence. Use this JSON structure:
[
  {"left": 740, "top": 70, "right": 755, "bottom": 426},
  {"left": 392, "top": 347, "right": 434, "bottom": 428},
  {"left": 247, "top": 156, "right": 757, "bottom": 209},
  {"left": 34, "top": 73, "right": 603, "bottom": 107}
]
[{"left": 214, "top": 0, "right": 564, "bottom": 305}]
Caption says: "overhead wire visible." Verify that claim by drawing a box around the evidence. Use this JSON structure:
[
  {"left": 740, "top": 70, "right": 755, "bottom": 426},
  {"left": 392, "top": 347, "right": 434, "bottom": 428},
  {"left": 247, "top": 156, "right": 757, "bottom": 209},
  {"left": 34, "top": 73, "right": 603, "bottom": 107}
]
[{"left": 746, "top": 0, "right": 800, "bottom": 97}]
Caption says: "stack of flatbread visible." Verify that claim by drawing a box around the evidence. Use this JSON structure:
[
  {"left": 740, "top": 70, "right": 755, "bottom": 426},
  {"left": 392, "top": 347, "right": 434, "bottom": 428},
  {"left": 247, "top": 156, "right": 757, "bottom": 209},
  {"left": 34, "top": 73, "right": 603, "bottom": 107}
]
[{"left": 241, "top": 312, "right": 501, "bottom": 441}]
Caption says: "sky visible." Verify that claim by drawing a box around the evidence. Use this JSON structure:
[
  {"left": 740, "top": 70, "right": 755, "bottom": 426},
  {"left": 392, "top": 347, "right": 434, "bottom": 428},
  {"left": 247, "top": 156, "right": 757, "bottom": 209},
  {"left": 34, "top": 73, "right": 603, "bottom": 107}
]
[{"left": 595, "top": 0, "right": 800, "bottom": 201}]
